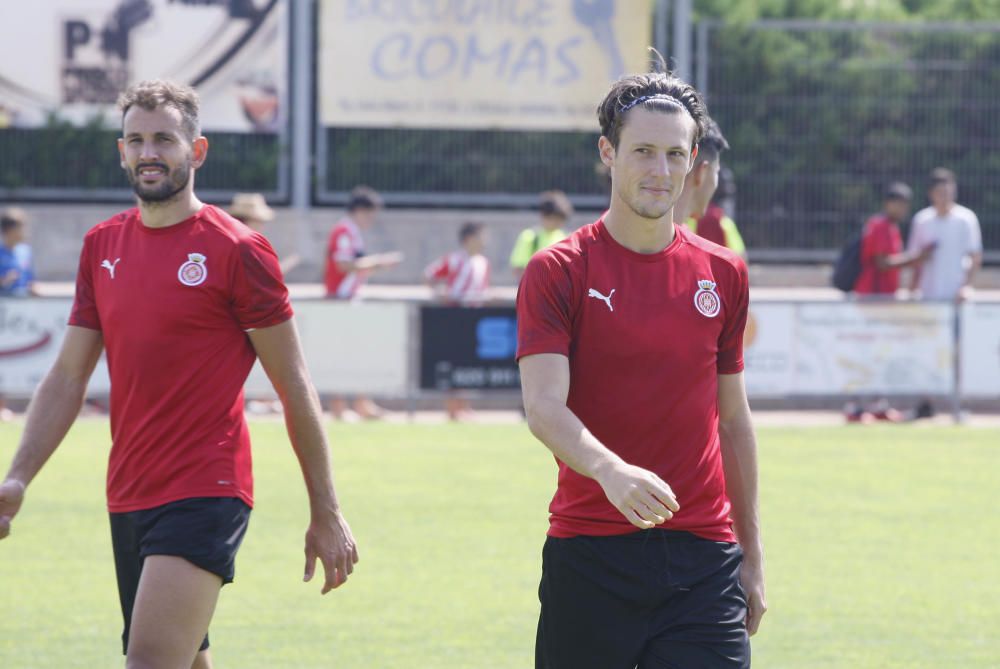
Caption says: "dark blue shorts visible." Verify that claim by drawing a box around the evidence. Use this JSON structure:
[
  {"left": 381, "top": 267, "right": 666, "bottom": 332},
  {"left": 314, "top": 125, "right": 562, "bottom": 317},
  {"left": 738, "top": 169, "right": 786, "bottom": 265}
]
[
  {"left": 536, "top": 529, "right": 750, "bottom": 669},
  {"left": 109, "top": 496, "right": 251, "bottom": 654}
]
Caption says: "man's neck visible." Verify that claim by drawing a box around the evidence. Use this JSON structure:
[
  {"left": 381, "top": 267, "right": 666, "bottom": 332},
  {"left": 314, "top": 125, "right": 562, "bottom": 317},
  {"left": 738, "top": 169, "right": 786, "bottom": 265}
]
[
  {"left": 604, "top": 200, "right": 676, "bottom": 255},
  {"left": 934, "top": 202, "right": 955, "bottom": 217},
  {"left": 138, "top": 191, "right": 203, "bottom": 229},
  {"left": 671, "top": 189, "right": 698, "bottom": 225}
]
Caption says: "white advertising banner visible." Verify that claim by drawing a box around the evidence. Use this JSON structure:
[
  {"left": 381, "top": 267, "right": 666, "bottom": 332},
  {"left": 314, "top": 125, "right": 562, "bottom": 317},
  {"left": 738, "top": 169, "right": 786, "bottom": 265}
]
[
  {"left": 743, "top": 303, "right": 796, "bottom": 397},
  {"left": 245, "top": 301, "right": 410, "bottom": 395},
  {"left": 0, "top": 298, "right": 111, "bottom": 395},
  {"left": 0, "top": 0, "right": 287, "bottom": 133},
  {"left": 319, "top": 0, "right": 654, "bottom": 130},
  {"left": 2, "top": 299, "right": 408, "bottom": 398},
  {"left": 959, "top": 302, "right": 1000, "bottom": 398},
  {"left": 742, "top": 301, "right": 956, "bottom": 397},
  {"left": 793, "top": 302, "right": 954, "bottom": 395}
]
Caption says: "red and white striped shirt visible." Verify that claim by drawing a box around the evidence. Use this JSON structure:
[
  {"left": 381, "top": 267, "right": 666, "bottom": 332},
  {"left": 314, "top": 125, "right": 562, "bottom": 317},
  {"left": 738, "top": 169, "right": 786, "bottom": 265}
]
[
  {"left": 324, "top": 217, "right": 365, "bottom": 299},
  {"left": 424, "top": 250, "right": 490, "bottom": 306}
]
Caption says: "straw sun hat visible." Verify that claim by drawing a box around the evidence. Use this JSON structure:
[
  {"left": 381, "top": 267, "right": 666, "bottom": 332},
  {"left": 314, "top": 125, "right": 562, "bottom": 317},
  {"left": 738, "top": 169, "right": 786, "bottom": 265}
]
[{"left": 228, "top": 193, "right": 274, "bottom": 222}]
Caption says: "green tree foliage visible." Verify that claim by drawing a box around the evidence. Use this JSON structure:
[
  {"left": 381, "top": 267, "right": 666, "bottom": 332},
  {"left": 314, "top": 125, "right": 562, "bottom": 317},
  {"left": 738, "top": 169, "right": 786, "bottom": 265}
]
[{"left": 702, "top": 18, "right": 1000, "bottom": 251}]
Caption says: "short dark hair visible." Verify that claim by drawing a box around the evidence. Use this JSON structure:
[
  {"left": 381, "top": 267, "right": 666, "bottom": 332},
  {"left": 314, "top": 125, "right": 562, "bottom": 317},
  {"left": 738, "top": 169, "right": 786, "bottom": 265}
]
[
  {"left": 1, "top": 207, "right": 26, "bottom": 234},
  {"left": 538, "top": 190, "right": 573, "bottom": 220},
  {"left": 347, "top": 185, "right": 383, "bottom": 212},
  {"left": 459, "top": 221, "right": 484, "bottom": 243},
  {"left": 695, "top": 118, "right": 729, "bottom": 165},
  {"left": 597, "top": 71, "right": 708, "bottom": 150},
  {"left": 929, "top": 167, "right": 956, "bottom": 187},
  {"left": 884, "top": 182, "right": 912, "bottom": 202},
  {"left": 118, "top": 80, "right": 200, "bottom": 141}
]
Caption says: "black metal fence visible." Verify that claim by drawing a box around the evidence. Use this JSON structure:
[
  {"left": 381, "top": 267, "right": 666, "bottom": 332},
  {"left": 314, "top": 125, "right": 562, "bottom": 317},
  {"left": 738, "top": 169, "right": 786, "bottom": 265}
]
[
  {"left": 699, "top": 20, "right": 1000, "bottom": 258},
  {"left": 0, "top": 123, "right": 283, "bottom": 201}
]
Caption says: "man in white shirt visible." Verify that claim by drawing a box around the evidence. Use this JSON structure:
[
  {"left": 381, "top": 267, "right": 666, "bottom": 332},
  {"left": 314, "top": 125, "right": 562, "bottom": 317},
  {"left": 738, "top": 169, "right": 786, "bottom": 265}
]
[{"left": 907, "top": 168, "right": 982, "bottom": 301}]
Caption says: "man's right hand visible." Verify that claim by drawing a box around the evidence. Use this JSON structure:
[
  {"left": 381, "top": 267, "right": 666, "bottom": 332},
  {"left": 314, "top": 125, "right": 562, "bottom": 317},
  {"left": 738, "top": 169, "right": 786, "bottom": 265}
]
[
  {"left": 595, "top": 462, "right": 679, "bottom": 530},
  {"left": 0, "top": 479, "right": 26, "bottom": 540}
]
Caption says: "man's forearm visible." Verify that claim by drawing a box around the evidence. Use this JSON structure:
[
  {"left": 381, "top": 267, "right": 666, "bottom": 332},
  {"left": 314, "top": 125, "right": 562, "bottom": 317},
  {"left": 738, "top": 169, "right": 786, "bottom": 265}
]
[
  {"left": 278, "top": 376, "right": 341, "bottom": 514},
  {"left": 6, "top": 371, "right": 88, "bottom": 486},
  {"left": 524, "top": 398, "right": 623, "bottom": 481},
  {"left": 964, "top": 253, "right": 982, "bottom": 288},
  {"left": 719, "top": 410, "right": 763, "bottom": 559}
]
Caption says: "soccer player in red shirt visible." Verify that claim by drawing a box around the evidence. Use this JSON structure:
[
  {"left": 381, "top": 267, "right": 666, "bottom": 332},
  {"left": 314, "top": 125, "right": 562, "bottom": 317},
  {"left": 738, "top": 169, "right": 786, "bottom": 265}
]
[
  {"left": 517, "top": 72, "right": 766, "bottom": 668},
  {"left": 854, "top": 182, "right": 933, "bottom": 295},
  {"left": 0, "top": 80, "right": 358, "bottom": 669}
]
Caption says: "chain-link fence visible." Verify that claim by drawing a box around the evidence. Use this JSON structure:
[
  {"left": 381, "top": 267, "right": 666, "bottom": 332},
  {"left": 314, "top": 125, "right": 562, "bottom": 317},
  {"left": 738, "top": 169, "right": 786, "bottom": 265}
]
[
  {"left": 698, "top": 20, "right": 1000, "bottom": 260},
  {"left": 318, "top": 127, "right": 608, "bottom": 208}
]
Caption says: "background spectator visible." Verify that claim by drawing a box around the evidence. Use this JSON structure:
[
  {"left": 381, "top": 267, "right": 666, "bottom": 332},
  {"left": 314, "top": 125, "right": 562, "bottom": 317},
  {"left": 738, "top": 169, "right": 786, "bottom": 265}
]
[
  {"left": 907, "top": 168, "right": 982, "bottom": 302},
  {"left": 676, "top": 119, "right": 746, "bottom": 258},
  {"left": 425, "top": 222, "right": 491, "bottom": 420},
  {"left": 228, "top": 192, "right": 300, "bottom": 275},
  {"left": 0, "top": 208, "right": 35, "bottom": 297},
  {"left": 325, "top": 186, "right": 402, "bottom": 420},
  {"left": 424, "top": 222, "right": 490, "bottom": 307},
  {"left": 324, "top": 185, "right": 402, "bottom": 300},
  {"left": 509, "top": 190, "right": 573, "bottom": 281},
  {"left": 854, "top": 182, "right": 934, "bottom": 296}
]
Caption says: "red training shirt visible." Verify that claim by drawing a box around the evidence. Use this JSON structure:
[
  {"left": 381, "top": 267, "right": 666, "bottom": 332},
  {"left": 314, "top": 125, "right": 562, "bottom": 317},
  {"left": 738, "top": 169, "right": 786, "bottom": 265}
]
[
  {"left": 854, "top": 214, "right": 902, "bottom": 295},
  {"left": 69, "top": 205, "right": 293, "bottom": 513},
  {"left": 516, "top": 219, "right": 749, "bottom": 542},
  {"left": 324, "top": 217, "right": 365, "bottom": 299}
]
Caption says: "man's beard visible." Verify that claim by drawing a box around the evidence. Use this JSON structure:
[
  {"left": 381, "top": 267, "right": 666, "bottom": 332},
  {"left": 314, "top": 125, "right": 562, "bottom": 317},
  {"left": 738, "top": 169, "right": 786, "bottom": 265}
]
[
  {"left": 621, "top": 189, "right": 674, "bottom": 221},
  {"left": 126, "top": 160, "right": 191, "bottom": 205}
]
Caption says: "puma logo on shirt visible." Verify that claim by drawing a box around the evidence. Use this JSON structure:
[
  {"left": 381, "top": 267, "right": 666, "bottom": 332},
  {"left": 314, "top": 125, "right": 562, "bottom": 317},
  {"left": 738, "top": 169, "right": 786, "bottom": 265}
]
[
  {"left": 588, "top": 287, "right": 616, "bottom": 312},
  {"left": 101, "top": 258, "right": 121, "bottom": 279}
]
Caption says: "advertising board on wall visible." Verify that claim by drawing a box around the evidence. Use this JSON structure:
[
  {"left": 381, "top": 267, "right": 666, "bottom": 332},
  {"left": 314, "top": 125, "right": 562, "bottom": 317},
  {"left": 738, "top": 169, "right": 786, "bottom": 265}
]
[
  {"left": 959, "top": 302, "right": 1000, "bottom": 399},
  {"left": 319, "top": 0, "right": 653, "bottom": 130},
  {"left": 744, "top": 301, "right": 955, "bottom": 397},
  {"left": 0, "top": 0, "right": 288, "bottom": 133},
  {"left": 0, "top": 298, "right": 111, "bottom": 395},
  {"left": 419, "top": 306, "right": 520, "bottom": 390}
]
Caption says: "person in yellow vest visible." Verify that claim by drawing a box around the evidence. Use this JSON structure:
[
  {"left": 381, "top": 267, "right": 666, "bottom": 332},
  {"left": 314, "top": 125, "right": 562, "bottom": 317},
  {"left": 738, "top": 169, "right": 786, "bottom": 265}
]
[{"left": 510, "top": 190, "right": 573, "bottom": 281}]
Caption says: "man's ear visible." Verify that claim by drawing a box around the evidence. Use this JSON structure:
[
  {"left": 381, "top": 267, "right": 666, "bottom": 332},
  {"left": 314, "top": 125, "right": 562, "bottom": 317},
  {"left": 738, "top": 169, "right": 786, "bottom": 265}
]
[
  {"left": 690, "top": 160, "right": 707, "bottom": 185},
  {"left": 191, "top": 136, "right": 209, "bottom": 168},
  {"left": 117, "top": 138, "right": 126, "bottom": 168},
  {"left": 598, "top": 135, "right": 615, "bottom": 169},
  {"left": 686, "top": 144, "right": 700, "bottom": 176}
]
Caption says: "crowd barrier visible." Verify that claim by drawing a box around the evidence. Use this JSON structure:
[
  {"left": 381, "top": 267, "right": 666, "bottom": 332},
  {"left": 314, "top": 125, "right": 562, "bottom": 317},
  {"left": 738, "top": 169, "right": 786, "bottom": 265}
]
[{"left": 1, "top": 297, "right": 998, "bottom": 402}]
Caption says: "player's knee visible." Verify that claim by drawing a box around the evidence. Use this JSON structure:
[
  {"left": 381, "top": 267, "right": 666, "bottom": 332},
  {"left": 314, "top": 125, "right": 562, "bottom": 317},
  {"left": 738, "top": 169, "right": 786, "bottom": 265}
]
[{"left": 126, "top": 643, "right": 196, "bottom": 669}]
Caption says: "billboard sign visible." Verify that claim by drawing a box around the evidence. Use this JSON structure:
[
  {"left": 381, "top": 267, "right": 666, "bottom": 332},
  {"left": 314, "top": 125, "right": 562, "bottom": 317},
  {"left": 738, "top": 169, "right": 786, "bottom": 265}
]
[
  {"left": 0, "top": 0, "right": 288, "bottom": 133},
  {"left": 319, "top": 0, "right": 654, "bottom": 130}
]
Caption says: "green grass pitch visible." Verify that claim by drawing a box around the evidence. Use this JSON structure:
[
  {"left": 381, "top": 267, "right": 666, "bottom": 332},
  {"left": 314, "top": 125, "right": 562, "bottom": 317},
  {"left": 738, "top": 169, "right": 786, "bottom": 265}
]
[{"left": 1, "top": 420, "right": 998, "bottom": 668}]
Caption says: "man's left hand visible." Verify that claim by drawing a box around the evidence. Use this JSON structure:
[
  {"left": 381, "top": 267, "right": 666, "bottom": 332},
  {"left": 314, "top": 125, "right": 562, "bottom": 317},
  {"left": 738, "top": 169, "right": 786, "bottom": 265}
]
[
  {"left": 303, "top": 510, "right": 359, "bottom": 594},
  {"left": 740, "top": 557, "right": 767, "bottom": 636}
]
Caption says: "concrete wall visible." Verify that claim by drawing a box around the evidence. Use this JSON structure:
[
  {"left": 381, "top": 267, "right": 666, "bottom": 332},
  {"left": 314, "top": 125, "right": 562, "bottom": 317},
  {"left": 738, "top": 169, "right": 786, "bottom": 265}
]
[
  {"left": 13, "top": 203, "right": 1000, "bottom": 289},
  {"left": 15, "top": 203, "right": 591, "bottom": 287}
]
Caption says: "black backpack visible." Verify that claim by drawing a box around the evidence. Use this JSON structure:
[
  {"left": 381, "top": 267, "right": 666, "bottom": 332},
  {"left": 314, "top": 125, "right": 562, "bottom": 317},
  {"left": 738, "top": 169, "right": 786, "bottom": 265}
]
[{"left": 831, "top": 230, "right": 863, "bottom": 292}]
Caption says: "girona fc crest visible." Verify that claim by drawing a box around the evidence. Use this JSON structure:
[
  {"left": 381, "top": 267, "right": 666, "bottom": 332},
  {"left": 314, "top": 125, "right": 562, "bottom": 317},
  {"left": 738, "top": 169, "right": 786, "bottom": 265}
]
[
  {"left": 178, "top": 253, "right": 208, "bottom": 287},
  {"left": 694, "top": 279, "right": 721, "bottom": 318}
]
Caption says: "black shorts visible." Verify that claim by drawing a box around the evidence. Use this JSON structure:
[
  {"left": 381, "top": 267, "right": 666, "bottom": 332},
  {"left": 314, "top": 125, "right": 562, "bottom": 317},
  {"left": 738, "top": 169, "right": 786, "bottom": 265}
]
[
  {"left": 536, "top": 529, "right": 749, "bottom": 669},
  {"left": 109, "top": 496, "right": 251, "bottom": 654}
]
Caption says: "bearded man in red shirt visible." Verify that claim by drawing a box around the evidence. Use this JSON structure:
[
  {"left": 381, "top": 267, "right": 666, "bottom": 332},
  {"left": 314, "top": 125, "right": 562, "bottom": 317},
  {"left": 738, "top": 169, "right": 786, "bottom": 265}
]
[{"left": 0, "top": 80, "right": 358, "bottom": 669}]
